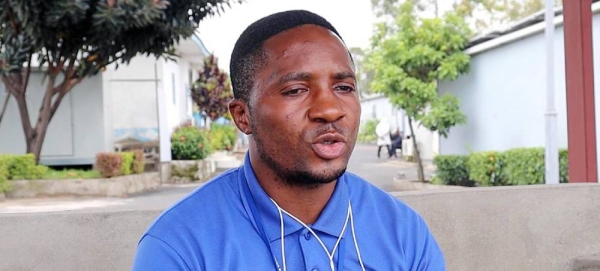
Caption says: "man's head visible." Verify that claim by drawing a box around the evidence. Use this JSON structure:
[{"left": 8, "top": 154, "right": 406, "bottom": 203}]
[{"left": 228, "top": 10, "right": 361, "bottom": 187}]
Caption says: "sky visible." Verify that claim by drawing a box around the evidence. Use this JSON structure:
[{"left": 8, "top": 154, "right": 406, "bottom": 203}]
[{"left": 196, "top": 0, "right": 376, "bottom": 71}]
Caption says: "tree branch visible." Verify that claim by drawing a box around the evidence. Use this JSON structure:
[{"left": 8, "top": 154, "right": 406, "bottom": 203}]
[
  {"left": 0, "top": 90, "right": 10, "bottom": 125},
  {"left": 20, "top": 54, "right": 33, "bottom": 95}
]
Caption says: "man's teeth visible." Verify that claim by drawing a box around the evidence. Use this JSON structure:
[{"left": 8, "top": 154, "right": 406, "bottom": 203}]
[{"left": 323, "top": 141, "right": 333, "bottom": 145}]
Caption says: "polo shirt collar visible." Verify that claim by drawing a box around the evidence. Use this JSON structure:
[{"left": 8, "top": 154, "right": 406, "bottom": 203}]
[{"left": 241, "top": 153, "right": 350, "bottom": 242}]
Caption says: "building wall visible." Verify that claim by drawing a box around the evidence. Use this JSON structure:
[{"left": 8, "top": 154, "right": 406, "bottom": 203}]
[
  {"left": 107, "top": 56, "right": 160, "bottom": 143},
  {"left": 438, "top": 16, "right": 579, "bottom": 156},
  {"left": 161, "top": 57, "right": 195, "bottom": 133},
  {"left": 0, "top": 73, "right": 105, "bottom": 165}
]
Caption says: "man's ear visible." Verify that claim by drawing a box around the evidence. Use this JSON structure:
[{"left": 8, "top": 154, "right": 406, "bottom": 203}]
[{"left": 229, "top": 99, "right": 252, "bottom": 135}]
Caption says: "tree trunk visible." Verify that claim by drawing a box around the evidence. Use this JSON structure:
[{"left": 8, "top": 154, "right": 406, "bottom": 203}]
[{"left": 408, "top": 117, "right": 425, "bottom": 182}]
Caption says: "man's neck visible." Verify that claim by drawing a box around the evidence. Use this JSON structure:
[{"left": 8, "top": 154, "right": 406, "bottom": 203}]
[
  {"left": 249, "top": 151, "right": 336, "bottom": 225},
  {"left": 263, "top": 180, "right": 336, "bottom": 225}
]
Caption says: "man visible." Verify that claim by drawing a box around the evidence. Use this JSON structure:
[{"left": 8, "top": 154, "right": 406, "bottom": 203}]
[{"left": 132, "top": 10, "right": 445, "bottom": 271}]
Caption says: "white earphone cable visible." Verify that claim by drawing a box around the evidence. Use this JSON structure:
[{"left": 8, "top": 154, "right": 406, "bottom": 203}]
[{"left": 270, "top": 199, "right": 364, "bottom": 271}]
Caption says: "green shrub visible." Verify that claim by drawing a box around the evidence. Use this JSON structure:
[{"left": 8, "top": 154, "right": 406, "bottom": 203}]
[
  {"left": 0, "top": 158, "right": 11, "bottom": 193},
  {"left": 209, "top": 124, "right": 237, "bottom": 151},
  {"left": 432, "top": 155, "right": 474, "bottom": 186},
  {"left": 358, "top": 119, "right": 378, "bottom": 143},
  {"left": 503, "top": 147, "right": 570, "bottom": 185},
  {"left": 467, "top": 151, "right": 506, "bottom": 186},
  {"left": 0, "top": 154, "right": 47, "bottom": 180},
  {"left": 119, "top": 152, "right": 135, "bottom": 176},
  {"left": 559, "top": 149, "right": 569, "bottom": 183},
  {"left": 96, "top": 153, "right": 122, "bottom": 178},
  {"left": 503, "top": 148, "right": 545, "bottom": 185},
  {"left": 171, "top": 125, "right": 211, "bottom": 160}
]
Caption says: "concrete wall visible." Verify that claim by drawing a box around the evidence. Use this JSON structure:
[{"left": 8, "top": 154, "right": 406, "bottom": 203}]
[
  {"left": 439, "top": 13, "right": 600, "bottom": 159},
  {"left": 0, "top": 73, "right": 106, "bottom": 165},
  {"left": 396, "top": 184, "right": 600, "bottom": 271},
  {"left": 1, "top": 184, "right": 598, "bottom": 271}
]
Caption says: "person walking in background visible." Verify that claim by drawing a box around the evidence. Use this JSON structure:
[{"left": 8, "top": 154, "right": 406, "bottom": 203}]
[
  {"left": 375, "top": 117, "right": 391, "bottom": 158},
  {"left": 389, "top": 127, "right": 402, "bottom": 159}
]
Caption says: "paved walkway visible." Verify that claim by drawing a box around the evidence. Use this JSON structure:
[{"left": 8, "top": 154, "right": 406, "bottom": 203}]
[{"left": 0, "top": 144, "right": 434, "bottom": 214}]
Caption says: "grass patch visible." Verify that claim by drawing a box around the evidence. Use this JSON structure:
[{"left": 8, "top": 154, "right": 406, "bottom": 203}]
[{"left": 43, "top": 169, "right": 101, "bottom": 180}]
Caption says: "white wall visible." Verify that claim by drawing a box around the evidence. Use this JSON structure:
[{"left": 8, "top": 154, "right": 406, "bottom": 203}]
[
  {"left": 438, "top": 17, "right": 572, "bottom": 156},
  {"left": 0, "top": 73, "right": 105, "bottom": 165},
  {"left": 161, "top": 57, "right": 195, "bottom": 134},
  {"left": 107, "top": 56, "right": 160, "bottom": 143}
]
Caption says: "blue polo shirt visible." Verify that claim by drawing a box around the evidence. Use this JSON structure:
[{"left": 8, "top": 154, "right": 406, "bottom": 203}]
[{"left": 132, "top": 155, "right": 445, "bottom": 270}]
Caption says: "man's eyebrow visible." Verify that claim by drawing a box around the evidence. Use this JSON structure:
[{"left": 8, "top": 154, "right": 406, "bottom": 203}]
[
  {"left": 278, "top": 72, "right": 312, "bottom": 85},
  {"left": 332, "top": 72, "right": 356, "bottom": 81}
]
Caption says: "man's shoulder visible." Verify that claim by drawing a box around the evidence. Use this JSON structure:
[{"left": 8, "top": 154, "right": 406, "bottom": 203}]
[{"left": 343, "top": 172, "right": 426, "bottom": 223}]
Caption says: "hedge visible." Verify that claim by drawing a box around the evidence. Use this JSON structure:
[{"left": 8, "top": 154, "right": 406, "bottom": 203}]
[
  {"left": 434, "top": 147, "right": 569, "bottom": 186},
  {"left": 431, "top": 155, "right": 474, "bottom": 186},
  {"left": 0, "top": 154, "right": 49, "bottom": 193}
]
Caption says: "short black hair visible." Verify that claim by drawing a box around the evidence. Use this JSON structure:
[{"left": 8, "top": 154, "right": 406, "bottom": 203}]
[{"left": 229, "top": 10, "right": 345, "bottom": 103}]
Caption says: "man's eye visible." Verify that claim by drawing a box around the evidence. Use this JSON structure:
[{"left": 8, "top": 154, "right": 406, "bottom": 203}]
[
  {"left": 283, "top": 88, "right": 307, "bottom": 96},
  {"left": 335, "top": 85, "right": 355, "bottom": 92}
]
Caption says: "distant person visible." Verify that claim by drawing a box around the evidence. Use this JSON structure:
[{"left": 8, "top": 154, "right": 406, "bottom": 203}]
[
  {"left": 132, "top": 10, "right": 445, "bottom": 271},
  {"left": 375, "top": 117, "right": 392, "bottom": 158},
  {"left": 389, "top": 128, "right": 403, "bottom": 158}
]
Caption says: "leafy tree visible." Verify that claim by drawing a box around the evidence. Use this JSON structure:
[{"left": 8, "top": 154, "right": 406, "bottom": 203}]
[
  {"left": 372, "top": 0, "right": 561, "bottom": 34},
  {"left": 366, "top": 1, "right": 470, "bottom": 182},
  {"left": 349, "top": 47, "right": 375, "bottom": 96},
  {"left": 190, "top": 54, "right": 233, "bottom": 127},
  {"left": 0, "top": 0, "right": 238, "bottom": 163}
]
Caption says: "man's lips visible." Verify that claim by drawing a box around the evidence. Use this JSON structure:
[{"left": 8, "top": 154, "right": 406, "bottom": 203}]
[{"left": 311, "top": 133, "right": 347, "bottom": 160}]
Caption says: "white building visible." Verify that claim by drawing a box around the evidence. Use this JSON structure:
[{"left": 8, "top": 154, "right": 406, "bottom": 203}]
[
  {"left": 0, "top": 32, "right": 209, "bottom": 166},
  {"left": 438, "top": 4, "right": 600, "bottom": 157}
]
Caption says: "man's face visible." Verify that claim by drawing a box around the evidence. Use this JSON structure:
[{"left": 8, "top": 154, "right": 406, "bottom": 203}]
[{"left": 246, "top": 25, "right": 360, "bottom": 187}]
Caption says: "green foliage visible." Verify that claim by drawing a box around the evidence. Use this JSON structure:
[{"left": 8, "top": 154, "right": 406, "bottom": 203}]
[
  {"left": 0, "top": 157, "right": 11, "bottom": 193},
  {"left": 0, "top": 0, "right": 238, "bottom": 76},
  {"left": 191, "top": 54, "right": 234, "bottom": 121},
  {"left": 503, "top": 148, "right": 570, "bottom": 185},
  {"left": 371, "top": 0, "right": 561, "bottom": 34},
  {"left": 208, "top": 123, "right": 237, "bottom": 151},
  {"left": 467, "top": 151, "right": 506, "bottom": 186},
  {"left": 358, "top": 119, "right": 378, "bottom": 143},
  {"left": 0, "top": 154, "right": 47, "bottom": 180},
  {"left": 119, "top": 152, "right": 135, "bottom": 176},
  {"left": 171, "top": 124, "right": 211, "bottom": 160},
  {"left": 366, "top": 1, "right": 470, "bottom": 138},
  {"left": 0, "top": 154, "right": 49, "bottom": 192},
  {"left": 435, "top": 148, "right": 570, "bottom": 186},
  {"left": 43, "top": 169, "right": 101, "bottom": 180},
  {"left": 432, "top": 155, "right": 474, "bottom": 186},
  {"left": 503, "top": 148, "right": 545, "bottom": 185},
  {"left": 559, "top": 149, "right": 569, "bottom": 183}
]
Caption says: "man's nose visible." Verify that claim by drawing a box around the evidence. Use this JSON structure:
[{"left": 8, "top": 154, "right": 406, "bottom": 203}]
[{"left": 307, "top": 87, "right": 345, "bottom": 123}]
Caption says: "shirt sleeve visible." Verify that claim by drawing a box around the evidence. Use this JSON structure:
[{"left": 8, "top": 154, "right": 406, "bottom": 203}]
[
  {"left": 413, "top": 217, "right": 446, "bottom": 271},
  {"left": 132, "top": 234, "right": 192, "bottom": 271}
]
